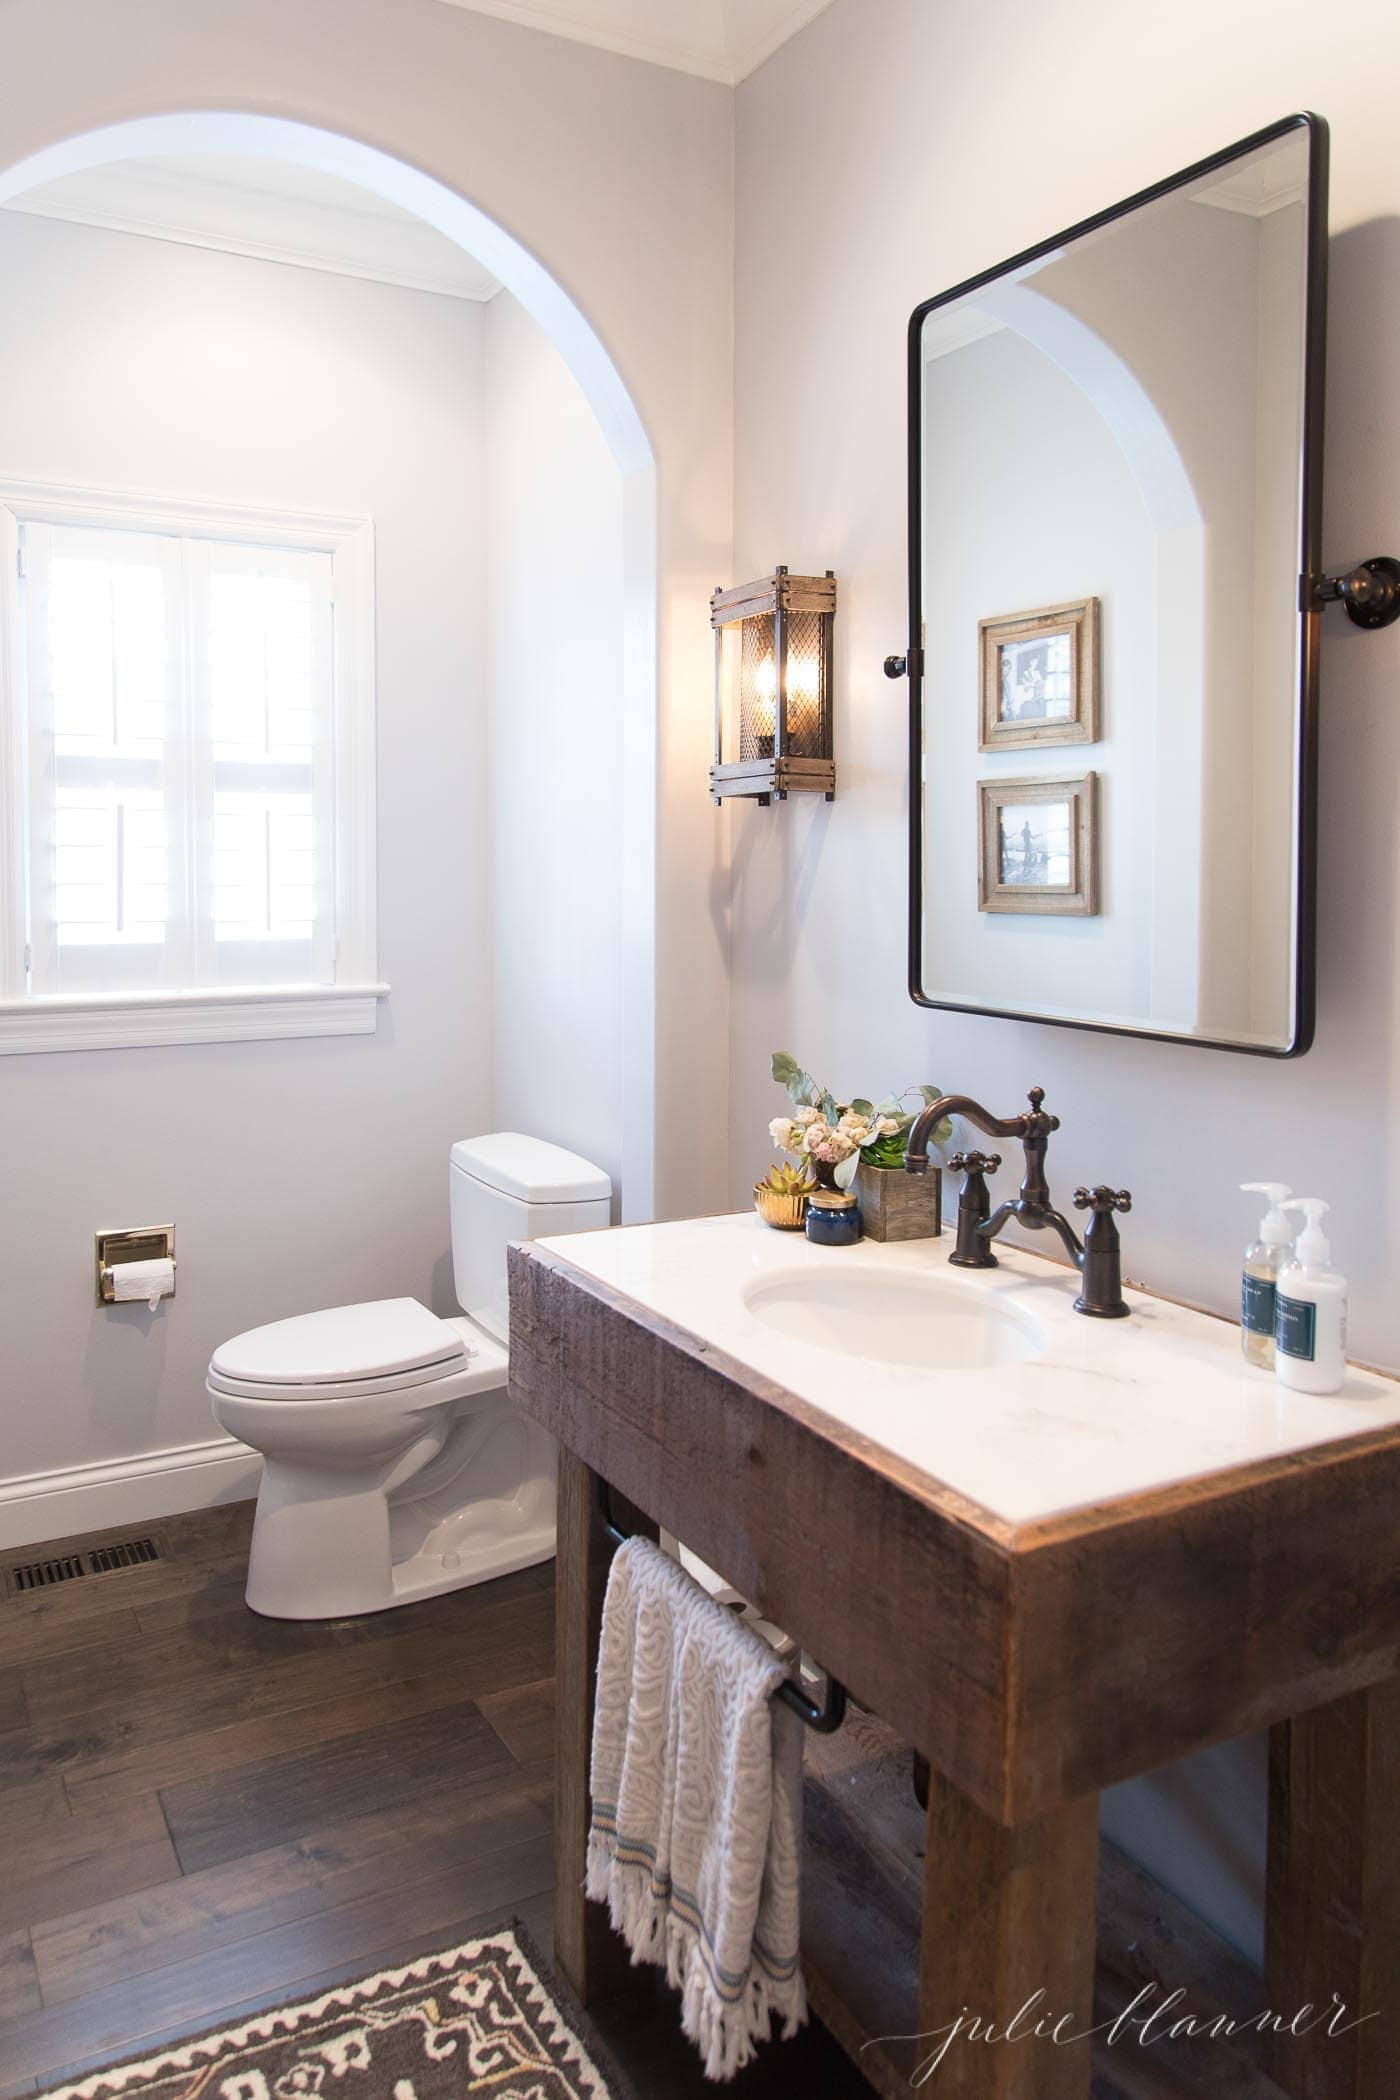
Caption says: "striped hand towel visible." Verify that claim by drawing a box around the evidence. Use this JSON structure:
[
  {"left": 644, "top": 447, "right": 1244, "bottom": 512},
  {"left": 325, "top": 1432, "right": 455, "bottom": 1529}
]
[{"left": 586, "top": 1534, "right": 807, "bottom": 2081}]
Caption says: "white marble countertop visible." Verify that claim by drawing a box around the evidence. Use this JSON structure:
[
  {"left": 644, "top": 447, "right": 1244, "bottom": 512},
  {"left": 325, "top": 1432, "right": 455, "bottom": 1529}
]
[{"left": 537, "top": 1211, "right": 1400, "bottom": 1526}]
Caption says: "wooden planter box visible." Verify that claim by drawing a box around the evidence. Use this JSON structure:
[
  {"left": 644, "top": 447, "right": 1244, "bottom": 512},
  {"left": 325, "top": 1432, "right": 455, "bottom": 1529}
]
[{"left": 854, "top": 1162, "right": 942, "bottom": 1242}]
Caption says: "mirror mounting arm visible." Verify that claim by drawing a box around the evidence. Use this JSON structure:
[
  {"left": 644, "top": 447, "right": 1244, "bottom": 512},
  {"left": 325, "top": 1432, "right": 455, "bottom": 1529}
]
[
  {"left": 1307, "top": 556, "right": 1400, "bottom": 630},
  {"left": 884, "top": 648, "right": 922, "bottom": 679}
]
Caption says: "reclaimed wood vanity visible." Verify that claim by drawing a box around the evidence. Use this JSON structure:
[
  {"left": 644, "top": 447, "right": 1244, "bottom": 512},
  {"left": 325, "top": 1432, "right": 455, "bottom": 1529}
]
[{"left": 506, "top": 1214, "right": 1400, "bottom": 2100}]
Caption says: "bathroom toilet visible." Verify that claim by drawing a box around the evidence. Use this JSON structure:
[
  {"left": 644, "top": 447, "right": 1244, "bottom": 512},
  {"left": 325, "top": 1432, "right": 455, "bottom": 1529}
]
[{"left": 208, "top": 1133, "right": 611, "bottom": 1619}]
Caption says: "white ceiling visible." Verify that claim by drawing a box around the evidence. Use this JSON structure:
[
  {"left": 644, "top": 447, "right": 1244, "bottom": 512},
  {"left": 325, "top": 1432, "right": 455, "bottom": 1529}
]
[
  {"left": 2, "top": 155, "right": 501, "bottom": 301},
  {"left": 1192, "top": 160, "right": 1305, "bottom": 219},
  {"left": 430, "top": 0, "right": 835, "bottom": 84}
]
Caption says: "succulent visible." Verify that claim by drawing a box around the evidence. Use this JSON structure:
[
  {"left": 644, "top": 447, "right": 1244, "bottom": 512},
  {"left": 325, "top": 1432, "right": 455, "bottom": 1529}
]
[{"left": 760, "top": 1161, "right": 816, "bottom": 1196}]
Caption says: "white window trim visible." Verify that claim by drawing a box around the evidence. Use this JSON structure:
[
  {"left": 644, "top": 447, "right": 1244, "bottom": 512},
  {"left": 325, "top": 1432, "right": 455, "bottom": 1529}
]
[{"left": 0, "top": 476, "right": 385, "bottom": 1053}]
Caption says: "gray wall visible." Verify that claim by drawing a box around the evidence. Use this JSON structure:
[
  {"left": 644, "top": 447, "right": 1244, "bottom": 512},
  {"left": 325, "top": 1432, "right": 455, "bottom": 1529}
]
[
  {"left": 485, "top": 289, "right": 626, "bottom": 1202},
  {"left": 0, "top": 0, "right": 738, "bottom": 1229},
  {"left": 0, "top": 212, "right": 492, "bottom": 1489},
  {"left": 0, "top": 218, "right": 631, "bottom": 1520},
  {"left": 731, "top": 0, "right": 1400, "bottom": 1962}
]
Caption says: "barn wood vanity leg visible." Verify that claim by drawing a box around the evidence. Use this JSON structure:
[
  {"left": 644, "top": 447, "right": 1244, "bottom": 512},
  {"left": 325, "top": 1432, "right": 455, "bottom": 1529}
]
[
  {"left": 919, "top": 1766, "right": 1100, "bottom": 2100},
  {"left": 510, "top": 1240, "right": 1400, "bottom": 2098},
  {"left": 552, "top": 1450, "right": 656, "bottom": 2007},
  {"left": 1265, "top": 1675, "right": 1400, "bottom": 2100}
]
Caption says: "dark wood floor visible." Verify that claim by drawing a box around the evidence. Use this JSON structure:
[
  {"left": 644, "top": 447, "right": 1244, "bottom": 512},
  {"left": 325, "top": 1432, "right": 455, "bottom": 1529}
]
[{"left": 0, "top": 1502, "right": 870, "bottom": 2099}]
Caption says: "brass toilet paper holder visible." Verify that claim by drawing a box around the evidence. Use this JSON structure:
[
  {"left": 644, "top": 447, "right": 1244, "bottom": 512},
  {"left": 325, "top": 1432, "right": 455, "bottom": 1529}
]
[{"left": 95, "top": 1224, "right": 177, "bottom": 1305}]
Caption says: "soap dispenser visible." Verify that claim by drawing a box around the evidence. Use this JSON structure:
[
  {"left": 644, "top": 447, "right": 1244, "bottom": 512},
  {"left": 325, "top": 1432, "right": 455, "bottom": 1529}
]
[
  {"left": 1275, "top": 1199, "right": 1347, "bottom": 1395},
  {"left": 1239, "top": 1182, "right": 1293, "bottom": 1369}
]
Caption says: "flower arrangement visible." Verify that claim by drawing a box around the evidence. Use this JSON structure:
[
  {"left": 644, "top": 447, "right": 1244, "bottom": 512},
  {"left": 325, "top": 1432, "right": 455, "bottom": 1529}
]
[{"left": 768, "top": 1051, "right": 952, "bottom": 1191}]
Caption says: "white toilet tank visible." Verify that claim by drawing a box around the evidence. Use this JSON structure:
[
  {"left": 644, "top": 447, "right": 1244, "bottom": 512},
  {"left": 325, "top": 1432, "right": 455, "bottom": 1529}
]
[{"left": 450, "top": 1132, "right": 612, "bottom": 1343}]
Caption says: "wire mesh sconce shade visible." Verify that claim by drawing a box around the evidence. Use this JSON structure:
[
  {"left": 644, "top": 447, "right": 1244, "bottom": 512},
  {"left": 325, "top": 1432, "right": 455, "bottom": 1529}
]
[{"left": 710, "top": 567, "right": 836, "bottom": 805}]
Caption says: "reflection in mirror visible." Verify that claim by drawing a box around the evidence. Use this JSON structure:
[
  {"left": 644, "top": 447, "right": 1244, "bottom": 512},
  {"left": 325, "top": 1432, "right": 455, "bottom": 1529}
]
[{"left": 913, "top": 118, "right": 1322, "bottom": 1054}]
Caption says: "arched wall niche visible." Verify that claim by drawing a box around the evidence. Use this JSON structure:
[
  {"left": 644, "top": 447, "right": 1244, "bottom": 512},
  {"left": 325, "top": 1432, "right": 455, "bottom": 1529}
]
[{"left": 0, "top": 110, "right": 662, "bottom": 1215}]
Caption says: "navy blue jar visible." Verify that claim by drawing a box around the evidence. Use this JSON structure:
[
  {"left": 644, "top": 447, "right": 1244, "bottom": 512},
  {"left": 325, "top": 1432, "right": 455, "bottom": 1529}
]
[{"left": 805, "top": 1189, "right": 862, "bottom": 1246}]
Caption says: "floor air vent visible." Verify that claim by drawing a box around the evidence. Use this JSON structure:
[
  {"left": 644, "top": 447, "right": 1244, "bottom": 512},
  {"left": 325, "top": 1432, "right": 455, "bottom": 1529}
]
[
  {"left": 88, "top": 1536, "right": 161, "bottom": 1575},
  {"left": 4, "top": 1533, "right": 163, "bottom": 1595},
  {"left": 7, "top": 1553, "right": 87, "bottom": 1593}
]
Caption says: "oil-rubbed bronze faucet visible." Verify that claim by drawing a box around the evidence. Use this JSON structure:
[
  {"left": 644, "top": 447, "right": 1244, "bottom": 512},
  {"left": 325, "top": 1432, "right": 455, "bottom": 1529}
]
[{"left": 905, "top": 1087, "right": 1132, "bottom": 1318}]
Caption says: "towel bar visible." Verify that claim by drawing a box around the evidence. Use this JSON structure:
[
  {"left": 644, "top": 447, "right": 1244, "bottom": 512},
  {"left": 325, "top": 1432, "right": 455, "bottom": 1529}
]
[{"left": 595, "top": 1475, "right": 848, "bottom": 1734}]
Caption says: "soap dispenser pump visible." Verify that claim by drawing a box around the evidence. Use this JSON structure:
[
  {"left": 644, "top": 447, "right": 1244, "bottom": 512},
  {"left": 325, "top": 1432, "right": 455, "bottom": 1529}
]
[
  {"left": 1275, "top": 1199, "right": 1347, "bottom": 1395},
  {"left": 1240, "top": 1182, "right": 1292, "bottom": 1369}
]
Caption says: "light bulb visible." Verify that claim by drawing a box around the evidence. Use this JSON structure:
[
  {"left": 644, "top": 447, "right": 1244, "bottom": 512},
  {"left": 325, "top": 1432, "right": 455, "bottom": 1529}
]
[
  {"left": 789, "top": 652, "right": 819, "bottom": 706},
  {"left": 752, "top": 658, "right": 777, "bottom": 737}
]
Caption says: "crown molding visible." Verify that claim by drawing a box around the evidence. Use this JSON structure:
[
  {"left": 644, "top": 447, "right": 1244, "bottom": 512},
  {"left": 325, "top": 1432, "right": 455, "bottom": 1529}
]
[
  {"left": 724, "top": 0, "right": 835, "bottom": 81},
  {"left": 3, "top": 158, "right": 500, "bottom": 300},
  {"left": 922, "top": 308, "right": 1005, "bottom": 362},
  {"left": 429, "top": 0, "right": 834, "bottom": 85},
  {"left": 431, "top": 0, "right": 730, "bottom": 80},
  {"left": 1193, "top": 169, "right": 1306, "bottom": 219}
]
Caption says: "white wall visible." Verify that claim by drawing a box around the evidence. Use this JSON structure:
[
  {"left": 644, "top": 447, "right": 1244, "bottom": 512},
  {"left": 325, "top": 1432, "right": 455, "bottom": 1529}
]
[
  {"left": 0, "top": 209, "right": 493, "bottom": 1501},
  {"left": 732, "top": 0, "right": 1400, "bottom": 1962},
  {"left": 1034, "top": 187, "right": 1304, "bottom": 1038},
  {"left": 922, "top": 327, "right": 1160, "bottom": 1023},
  {"left": 1029, "top": 200, "right": 1253, "bottom": 1035},
  {"left": 485, "top": 289, "right": 625, "bottom": 1200},
  {"left": 1251, "top": 201, "right": 1309, "bottom": 1039}
]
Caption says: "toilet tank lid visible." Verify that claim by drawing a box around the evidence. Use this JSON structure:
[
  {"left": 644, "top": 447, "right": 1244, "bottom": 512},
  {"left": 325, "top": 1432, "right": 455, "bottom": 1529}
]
[
  {"left": 210, "top": 1297, "right": 465, "bottom": 1386},
  {"left": 450, "top": 1132, "right": 611, "bottom": 1205}
]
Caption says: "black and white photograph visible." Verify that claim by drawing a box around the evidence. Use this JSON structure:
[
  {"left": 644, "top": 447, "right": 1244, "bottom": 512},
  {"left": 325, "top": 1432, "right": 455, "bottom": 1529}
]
[
  {"left": 979, "top": 772, "right": 1099, "bottom": 914},
  {"left": 999, "top": 631, "right": 1072, "bottom": 722},
  {"left": 998, "top": 796, "right": 1073, "bottom": 886},
  {"left": 979, "top": 597, "right": 1101, "bottom": 750}
]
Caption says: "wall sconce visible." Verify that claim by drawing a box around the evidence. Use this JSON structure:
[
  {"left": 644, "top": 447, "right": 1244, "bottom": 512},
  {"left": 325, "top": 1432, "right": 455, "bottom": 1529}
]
[{"left": 710, "top": 566, "right": 836, "bottom": 806}]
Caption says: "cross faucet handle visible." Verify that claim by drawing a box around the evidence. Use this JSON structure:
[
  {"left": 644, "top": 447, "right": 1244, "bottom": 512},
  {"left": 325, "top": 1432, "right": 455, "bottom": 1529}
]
[
  {"left": 950, "top": 1150, "right": 1001, "bottom": 1176},
  {"left": 1074, "top": 1185, "right": 1133, "bottom": 1214},
  {"left": 1024, "top": 1086, "right": 1060, "bottom": 1132}
]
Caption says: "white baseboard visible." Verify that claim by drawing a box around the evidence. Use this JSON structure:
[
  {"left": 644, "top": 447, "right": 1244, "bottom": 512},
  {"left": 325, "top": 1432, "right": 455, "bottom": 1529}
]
[{"left": 0, "top": 1436, "right": 262, "bottom": 1552}]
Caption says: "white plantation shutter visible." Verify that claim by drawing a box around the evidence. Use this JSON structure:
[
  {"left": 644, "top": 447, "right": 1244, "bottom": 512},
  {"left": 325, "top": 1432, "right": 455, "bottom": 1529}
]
[
  {"left": 190, "top": 540, "right": 336, "bottom": 989},
  {"left": 4, "top": 495, "right": 369, "bottom": 1033},
  {"left": 23, "top": 523, "right": 185, "bottom": 995}
]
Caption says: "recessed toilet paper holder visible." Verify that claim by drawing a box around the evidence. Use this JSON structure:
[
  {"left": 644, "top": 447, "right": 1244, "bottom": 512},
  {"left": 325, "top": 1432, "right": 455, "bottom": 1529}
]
[{"left": 96, "top": 1224, "right": 176, "bottom": 1306}]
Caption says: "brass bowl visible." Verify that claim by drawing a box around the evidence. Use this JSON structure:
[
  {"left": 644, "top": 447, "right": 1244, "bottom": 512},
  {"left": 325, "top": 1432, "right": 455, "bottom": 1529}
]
[{"left": 753, "top": 1181, "right": 810, "bottom": 1230}]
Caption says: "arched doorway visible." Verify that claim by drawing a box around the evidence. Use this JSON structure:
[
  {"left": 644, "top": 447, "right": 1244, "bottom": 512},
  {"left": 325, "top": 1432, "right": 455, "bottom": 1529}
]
[{"left": 0, "top": 109, "right": 658, "bottom": 1215}]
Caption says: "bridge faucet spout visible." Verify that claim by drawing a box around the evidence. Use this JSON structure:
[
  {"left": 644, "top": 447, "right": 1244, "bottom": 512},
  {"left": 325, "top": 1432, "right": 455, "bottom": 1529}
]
[
  {"left": 904, "top": 1094, "right": 1022, "bottom": 1174},
  {"left": 904, "top": 1087, "right": 1132, "bottom": 1317}
]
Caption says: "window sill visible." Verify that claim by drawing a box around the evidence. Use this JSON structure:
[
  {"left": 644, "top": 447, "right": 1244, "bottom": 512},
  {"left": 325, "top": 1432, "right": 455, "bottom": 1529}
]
[{"left": 0, "top": 983, "right": 389, "bottom": 1055}]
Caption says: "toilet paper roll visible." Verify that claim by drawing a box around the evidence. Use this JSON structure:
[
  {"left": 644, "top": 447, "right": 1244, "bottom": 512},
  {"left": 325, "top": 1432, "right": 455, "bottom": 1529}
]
[{"left": 110, "top": 1257, "right": 174, "bottom": 1310}]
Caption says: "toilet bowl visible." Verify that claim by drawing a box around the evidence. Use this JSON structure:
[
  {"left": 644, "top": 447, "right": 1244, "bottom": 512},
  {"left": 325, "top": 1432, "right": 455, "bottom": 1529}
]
[{"left": 208, "top": 1133, "right": 611, "bottom": 1619}]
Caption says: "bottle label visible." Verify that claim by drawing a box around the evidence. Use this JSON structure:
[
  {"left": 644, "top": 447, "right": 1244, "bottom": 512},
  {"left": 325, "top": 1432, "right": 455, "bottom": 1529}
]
[
  {"left": 1276, "top": 1292, "right": 1317, "bottom": 1362},
  {"left": 1242, "top": 1272, "right": 1276, "bottom": 1337}
]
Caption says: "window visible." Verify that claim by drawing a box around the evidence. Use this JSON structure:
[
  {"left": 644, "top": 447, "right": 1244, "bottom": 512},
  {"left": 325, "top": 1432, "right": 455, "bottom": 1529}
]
[{"left": 0, "top": 483, "right": 380, "bottom": 1051}]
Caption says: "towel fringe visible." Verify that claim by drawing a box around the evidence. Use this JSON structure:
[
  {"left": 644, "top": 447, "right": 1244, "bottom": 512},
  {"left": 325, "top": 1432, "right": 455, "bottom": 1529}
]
[{"left": 587, "top": 1834, "right": 807, "bottom": 2081}]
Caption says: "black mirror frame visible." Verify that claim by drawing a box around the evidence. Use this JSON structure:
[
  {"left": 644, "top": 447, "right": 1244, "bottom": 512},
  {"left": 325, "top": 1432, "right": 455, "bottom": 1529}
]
[{"left": 904, "top": 112, "right": 1329, "bottom": 1059}]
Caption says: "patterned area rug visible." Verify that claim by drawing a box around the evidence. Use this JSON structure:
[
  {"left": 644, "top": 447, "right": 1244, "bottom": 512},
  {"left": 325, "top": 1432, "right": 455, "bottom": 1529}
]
[{"left": 36, "top": 1926, "right": 627, "bottom": 2100}]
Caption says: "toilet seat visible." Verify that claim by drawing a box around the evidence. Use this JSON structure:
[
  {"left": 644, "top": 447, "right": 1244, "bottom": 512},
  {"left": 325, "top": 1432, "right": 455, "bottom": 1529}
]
[
  {"left": 207, "top": 1353, "right": 490, "bottom": 1405},
  {"left": 211, "top": 1297, "right": 464, "bottom": 1389},
  {"left": 209, "top": 1309, "right": 506, "bottom": 1405}
]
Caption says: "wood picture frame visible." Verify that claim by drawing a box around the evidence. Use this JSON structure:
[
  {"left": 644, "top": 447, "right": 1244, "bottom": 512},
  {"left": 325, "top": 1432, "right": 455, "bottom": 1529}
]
[
  {"left": 979, "top": 598, "right": 1100, "bottom": 751},
  {"left": 978, "top": 773, "right": 1098, "bottom": 916}
]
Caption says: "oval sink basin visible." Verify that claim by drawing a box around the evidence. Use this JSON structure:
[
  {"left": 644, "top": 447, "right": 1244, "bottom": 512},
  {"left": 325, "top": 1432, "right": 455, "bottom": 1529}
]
[{"left": 741, "top": 1265, "right": 1048, "bottom": 1371}]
